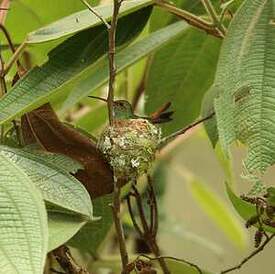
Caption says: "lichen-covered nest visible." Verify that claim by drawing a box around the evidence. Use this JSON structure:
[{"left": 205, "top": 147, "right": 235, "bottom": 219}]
[{"left": 97, "top": 119, "right": 161, "bottom": 181}]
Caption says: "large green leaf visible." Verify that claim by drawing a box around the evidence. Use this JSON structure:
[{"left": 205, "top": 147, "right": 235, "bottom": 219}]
[
  {"left": 2, "top": 0, "right": 88, "bottom": 67},
  {"left": 69, "top": 194, "right": 113, "bottom": 255},
  {"left": 0, "top": 152, "right": 48, "bottom": 274},
  {"left": 145, "top": 28, "right": 221, "bottom": 136},
  {"left": 5, "top": 0, "right": 86, "bottom": 44},
  {"left": 188, "top": 178, "right": 247, "bottom": 249},
  {"left": 62, "top": 21, "right": 188, "bottom": 111},
  {"left": 27, "top": 0, "right": 153, "bottom": 44},
  {"left": 0, "top": 145, "right": 93, "bottom": 218},
  {"left": 0, "top": 7, "right": 151, "bottom": 125},
  {"left": 210, "top": 0, "right": 275, "bottom": 176},
  {"left": 48, "top": 212, "right": 87, "bottom": 251}
]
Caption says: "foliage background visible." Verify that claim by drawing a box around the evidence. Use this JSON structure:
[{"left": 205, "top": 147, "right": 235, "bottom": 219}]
[{"left": 1, "top": 0, "right": 275, "bottom": 273}]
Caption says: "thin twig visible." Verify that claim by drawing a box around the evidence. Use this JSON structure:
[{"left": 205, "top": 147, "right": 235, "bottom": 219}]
[
  {"left": 221, "top": 234, "right": 275, "bottom": 274},
  {"left": 107, "top": 0, "right": 130, "bottom": 272},
  {"left": 3, "top": 41, "right": 27, "bottom": 75},
  {"left": 80, "top": 0, "right": 111, "bottom": 29},
  {"left": 128, "top": 180, "right": 171, "bottom": 274},
  {"left": 126, "top": 193, "right": 144, "bottom": 236},
  {"left": 107, "top": 0, "right": 122, "bottom": 125},
  {"left": 139, "top": 254, "right": 203, "bottom": 274},
  {"left": 155, "top": 0, "right": 224, "bottom": 38},
  {"left": 132, "top": 185, "right": 150, "bottom": 233},
  {"left": 147, "top": 176, "right": 158, "bottom": 236},
  {"left": 83, "top": 0, "right": 129, "bottom": 272},
  {"left": 0, "top": 6, "right": 22, "bottom": 145},
  {"left": 200, "top": 0, "right": 226, "bottom": 35},
  {"left": 159, "top": 112, "right": 215, "bottom": 149},
  {"left": 0, "top": 24, "right": 25, "bottom": 74},
  {"left": 111, "top": 178, "right": 129, "bottom": 273}
]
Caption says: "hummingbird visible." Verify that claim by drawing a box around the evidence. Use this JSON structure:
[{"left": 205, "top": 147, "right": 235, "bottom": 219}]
[{"left": 88, "top": 96, "right": 173, "bottom": 124}]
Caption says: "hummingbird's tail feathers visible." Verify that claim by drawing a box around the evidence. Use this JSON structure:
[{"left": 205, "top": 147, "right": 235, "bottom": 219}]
[
  {"left": 150, "top": 111, "right": 174, "bottom": 124},
  {"left": 150, "top": 101, "right": 173, "bottom": 124}
]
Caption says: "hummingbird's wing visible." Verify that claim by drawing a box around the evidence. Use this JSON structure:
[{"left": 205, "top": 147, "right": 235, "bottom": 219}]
[{"left": 21, "top": 103, "right": 114, "bottom": 198}]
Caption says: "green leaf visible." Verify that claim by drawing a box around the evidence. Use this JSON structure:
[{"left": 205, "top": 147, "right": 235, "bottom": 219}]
[
  {"left": 212, "top": 0, "right": 275, "bottom": 175},
  {"left": 0, "top": 152, "right": 48, "bottom": 274},
  {"left": 145, "top": 28, "right": 221, "bottom": 136},
  {"left": 2, "top": 1, "right": 88, "bottom": 67},
  {"left": 69, "top": 194, "right": 113, "bottom": 255},
  {"left": 188, "top": 178, "right": 248, "bottom": 249},
  {"left": 5, "top": 0, "right": 86, "bottom": 44},
  {"left": 0, "top": 7, "right": 151, "bottom": 125},
  {"left": 62, "top": 21, "right": 188, "bottom": 111},
  {"left": 27, "top": 0, "right": 153, "bottom": 44},
  {"left": 226, "top": 182, "right": 275, "bottom": 233},
  {"left": 0, "top": 145, "right": 93, "bottom": 218},
  {"left": 48, "top": 212, "right": 87, "bottom": 251}
]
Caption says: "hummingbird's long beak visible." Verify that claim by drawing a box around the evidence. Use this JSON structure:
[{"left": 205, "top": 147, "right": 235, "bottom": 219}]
[{"left": 88, "top": 95, "right": 108, "bottom": 103}]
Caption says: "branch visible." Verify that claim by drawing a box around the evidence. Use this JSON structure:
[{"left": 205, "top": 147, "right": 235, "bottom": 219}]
[
  {"left": 111, "top": 178, "right": 129, "bottom": 273},
  {"left": 127, "top": 180, "right": 171, "bottom": 274},
  {"left": 221, "top": 234, "right": 275, "bottom": 274},
  {"left": 82, "top": 1, "right": 128, "bottom": 272},
  {"left": 80, "top": 0, "right": 111, "bottom": 29},
  {"left": 158, "top": 112, "right": 215, "bottom": 149},
  {"left": 3, "top": 41, "right": 27, "bottom": 75},
  {"left": 53, "top": 245, "right": 90, "bottom": 274},
  {"left": 107, "top": 0, "right": 122, "bottom": 125},
  {"left": 200, "top": 0, "right": 226, "bottom": 35},
  {"left": 155, "top": 0, "right": 224, "bottom": 39}
]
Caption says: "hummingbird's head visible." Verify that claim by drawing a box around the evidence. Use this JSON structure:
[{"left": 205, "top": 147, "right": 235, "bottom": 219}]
[
  {"left": 113, "top": 100, "right": 134, "bottom": 119},
  {"left": 88, "top": 96, "right": 135, "bottom": 120}
]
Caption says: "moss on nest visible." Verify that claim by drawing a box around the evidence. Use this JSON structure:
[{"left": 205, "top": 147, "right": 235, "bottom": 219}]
[{"left": 97, "top": 119, "right": 161, "bottom": 180}]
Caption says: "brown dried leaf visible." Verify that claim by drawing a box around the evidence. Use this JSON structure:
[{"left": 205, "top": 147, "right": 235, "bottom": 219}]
[{"left": 21, "top": 103, "right": 114, "bottom": 198}]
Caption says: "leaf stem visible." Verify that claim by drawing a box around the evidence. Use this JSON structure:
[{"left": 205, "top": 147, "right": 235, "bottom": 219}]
[
  {"left": 155, "top": 0, "right": 224, "bottom": 38},
  {"left": 158, "top": 112, "right": 215, "bottom": 149},
  {"left": 80, "top": 0, "right": 111, "bottom": 29},
  {"left": 200, "top": 0, "right": 226, "bottom": 35}
]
